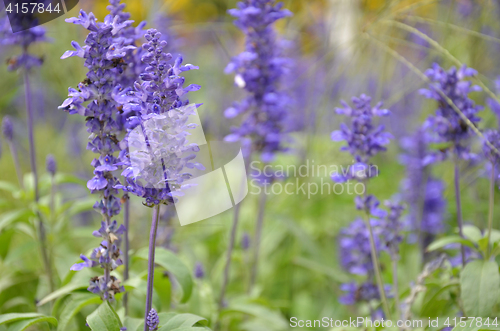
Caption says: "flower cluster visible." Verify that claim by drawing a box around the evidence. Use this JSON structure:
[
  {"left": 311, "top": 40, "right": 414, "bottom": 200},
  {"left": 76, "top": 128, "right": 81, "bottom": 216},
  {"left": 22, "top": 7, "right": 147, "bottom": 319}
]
[
  {"left": 331, "top": 94, "right": 393, "bottom": 215},
  {"left": 420, "top": 179, "right": 447, "bottom": 235},
  {"left": 71, "top": 220, "right": 126, "bottom": 300},
  {"left": 116, "top": 29, "right": 202, "bottom": 207},
  {"left": 338, "top": 219, "right": 391, "bottom": 307},
  {"left": 0, "top": 1, "right": 47, "bottom": 70},
  {"left": 333, "top": 94, "right": 394, "bottom": 308},
  {"left": 106, "top": 0, "right": 147, "bottom": 94},
  {"left": 339, "top": 218, "right": 383, "bottom": 275},
  {"left": 147, "top": 308, "right": 159, "bottom": 330},
  {"left": 194, "top": 262, "right": 205, "bottom": 279},
  {"left": 354, "top": 195, "right": 387, "bottom": 218},
  {"left": 421, "top": 64, "right": 482, "bottom": 161},
  {"left": 46, "top": 154, "right": 56, "bottom": 176},
  {"left": 224, "top": 0, "right": 293, "bottom": 162},
  {"left": 381, "top": 199, "right": 406, "bottom": 258},
  {"left": 400, "top": 129, "right": 446, "bottom": 237},
  {"left": 60, "top": 0, "right": 138, "bottom": 300},
  {"left": 2, "top": 116, "right": 13, "bottom": 141},
  {"left": 331, "top": 94, "right": 392, "bottom": 172}
]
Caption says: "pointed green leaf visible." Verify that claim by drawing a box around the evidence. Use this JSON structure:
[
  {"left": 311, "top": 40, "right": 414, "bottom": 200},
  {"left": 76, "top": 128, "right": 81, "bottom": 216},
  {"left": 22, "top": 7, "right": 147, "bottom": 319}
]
[
  {"left": 57, "top": 293, "right": 101, "bottom": 331},
  {"left": 489, "top": 229, "right": 500, "bottom": 244},
  {"left": 38, "top": 281, "right": 88, "bottom": 306},
  {"left": 222, "top": 303, "right": 287, "bottom": 330},
  {"left": 158, "top": 313, "right": 207, "bottom": 330},
  {"left": 463, "top": 225, "right": 482, "bottom": 243},
  {"left": 460, "top": 260, "right": 500, "bottom": 317},
  {"left": 427, "top": 236, "right": 476, "bottom": 252},
  {"left": 86, "top": 302, "right": 122, "bottom": 331},
  {"left": 0, "top": 313, "right": 44, "bottom": 326},
  {"left": 0, "top": 181, "right": 19, "bottom": 194},
  {"left": 2, "top": 316, "right": 57, "bottom": 331},
  {"left": 0, "top": 210, "right": 31, "bottom": 233},
  {"left": 136, "top": 247, "right": 193, "bottom": 303}
]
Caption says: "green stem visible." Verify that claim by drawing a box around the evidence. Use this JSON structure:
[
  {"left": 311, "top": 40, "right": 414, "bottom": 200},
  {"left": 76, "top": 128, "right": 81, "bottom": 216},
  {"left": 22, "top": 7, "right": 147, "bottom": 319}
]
[
  {"left": 454, "top": 161, "right": 466, "bottom": 267},
  {"left": 144, "top": 205, "right": 161, "bottom": 331},
  {"left": 362, "top": 183, "right": 391, "bottom": 319},
  {"left": 248, "top": 189, "right": 267, "bottom": 292},
  {"left": 391, "top": 258, "right": 400, "bottom": 319},
  {"left": 487, "top": 165, "right": 495, "bottom": 258}
]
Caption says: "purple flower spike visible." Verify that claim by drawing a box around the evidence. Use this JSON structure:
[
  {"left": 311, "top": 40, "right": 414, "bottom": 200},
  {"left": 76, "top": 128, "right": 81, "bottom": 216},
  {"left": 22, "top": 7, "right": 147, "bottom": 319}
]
[
  {"left": 421, "top": 63, "right": 482, "bottom": 162},
  {"left": 115, "top": 29, "right": 202, "bottom": 207},
  {"left": 242, "top": 232, "right": 250, "bottom": 250},
  {"left": 331, "top": 94, "right": 392, "bottom": 165},
  {"left": 46, "top": 155, "right": 57, "bottom": 176},
  {"left": 333, "top": 94, "right": 394, "bottom": 311},
  {"left": 224, "top": 0, "right": 293, "bottom": 161},
  {"left": 194, "top": 262, "right": 205, "bottom": 279},
  {"left": 2, "top": 116, "right": 13, "bottom": 141},
  {"left": 400, "top": 129, "right": 446, "bottom": 236},
  {"left": 339, "top": 218, "right": 383, "bottom": 275},
  {"left": 0, "top": 2, "right": 47, "bottom": 70},
  {"left": 60, "top": 0, "right": 140, "bottom": 301},
  {"left": 380, "top": 199, "right": 406, "bottom": 258},
  {"left": 146, "top": 308, "right": 159, "bottom": 331}
]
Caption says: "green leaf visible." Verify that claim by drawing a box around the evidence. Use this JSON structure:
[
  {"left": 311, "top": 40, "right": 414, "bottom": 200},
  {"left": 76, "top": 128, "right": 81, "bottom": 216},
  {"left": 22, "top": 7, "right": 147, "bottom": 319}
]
[
  {"left": 123, "top": 317, "right": 143, "bottom": 331},
  {"left": 86, "top": 302, "right": 122, "bottom": 331},
  {"left": 0, "top": 181, "right": 19, "bottom": 194},
  {"left": 135, "top": 247, "right": 193, "bottom": 303},
  {"left": 153, "top": 269, "right": 171, "bottom": 311},
  {"left": 452, "top": 324, "right": 500, "bottom": 331},
  {"left": 38, "top": 281, "right": 88, "bottom": 306},
  {"left": 427, "top": 236, "right": 476, "bottom": 252},
  {"left": 5, "top": 316, "right": 57, "bottom": 331},
  {"left": 463, "top": 225, "right": 483, "bottom": 243},
  {"left": 0, "top": 210, "right": 31, "bottom": 233},
  {"left": 57, "top": 293, "right": 101, "bottom": 331},
  {"left": 158, "top": 313, "right": 207, "bottom": 330},
  {"left": 489, "top": 230, "right": 500, "bottom": 244},
  {"left": 0, "top": 313, "right": 44, "bottom": 326},
  {"left": 460, "top": 260, "right": 500, "bottom": 317},
  {"left": 222, "top": 303, "right": 288, "bottom": 330},
  {"left": 165, "top": 328, "right": 207, "bottom": 331}
]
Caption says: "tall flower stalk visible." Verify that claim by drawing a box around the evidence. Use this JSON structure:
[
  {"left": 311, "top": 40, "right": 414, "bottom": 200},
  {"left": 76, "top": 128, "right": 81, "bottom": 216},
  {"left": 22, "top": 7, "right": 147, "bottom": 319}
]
[
  {"left": 106, "top": 0, "right": 147, "bottom": 312},
  {"left": 61, "top": 2, "right": 137, "bottom": 301},
  {"left": 116, "top": 28, "right": 201, "bottom": 330},
  {"left": 1, "top": 7, "right": 53, "bottom": 291},
  {"left": 420, "top": 64, "right": 482, "bottom": 266},
  {"left": 221, "top": 0, "right": 292, "bottom": 301},
  {"left": 331, "top": 94, "right": 393, "bottom": 318}
]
